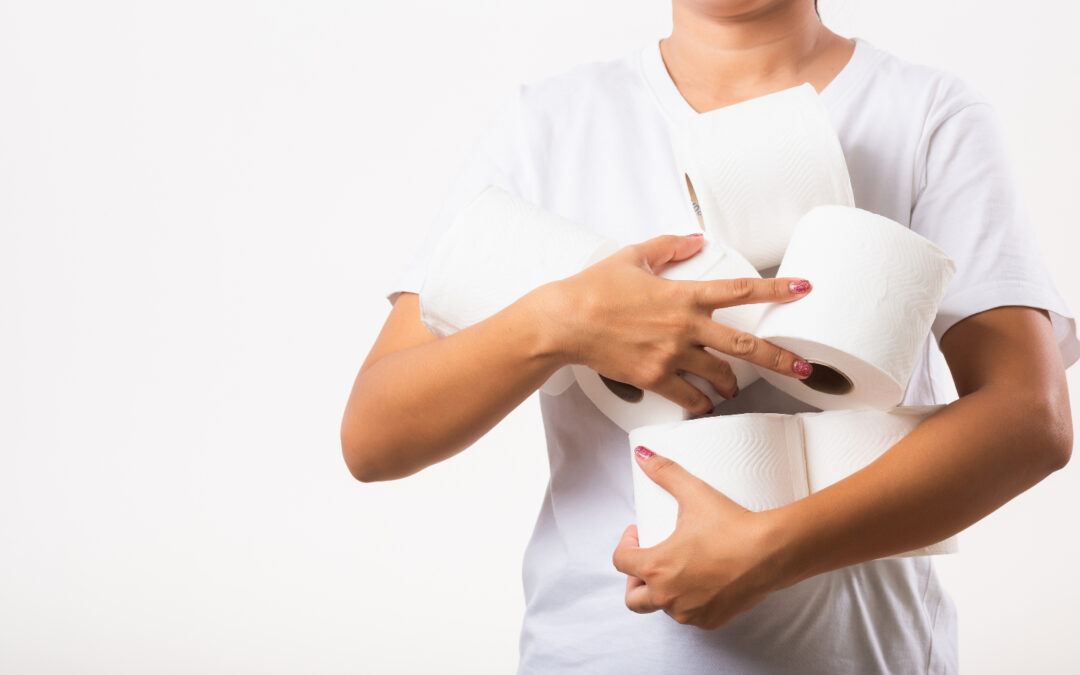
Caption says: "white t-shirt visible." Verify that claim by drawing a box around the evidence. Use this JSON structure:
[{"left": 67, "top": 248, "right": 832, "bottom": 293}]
[{"left": 384, "top": 37, "right": 1078, "bottom": 674}]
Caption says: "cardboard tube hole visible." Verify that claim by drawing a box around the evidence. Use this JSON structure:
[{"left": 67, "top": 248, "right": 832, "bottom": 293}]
[
  {"left": 600, "top": 374, "right": 644, "bottom": 403},
  {"left": 684, "top": 174, "right": 705, "bottom": 231},
  {"left": 800, "top": 362, "right": 854, "bottom": 395}
]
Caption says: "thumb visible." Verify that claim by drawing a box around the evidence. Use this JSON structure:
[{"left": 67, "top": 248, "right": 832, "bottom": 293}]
[
  {"left": 631, "top": 232, "right": 704, "bottom": 275},
  {"left": 632, "top": 445, "right": 706, "bottom": 503}
]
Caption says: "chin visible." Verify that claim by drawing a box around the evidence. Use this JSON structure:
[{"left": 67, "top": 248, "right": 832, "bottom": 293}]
[{"left": 676, "top": 0, "right": 801, "bottom": 19}]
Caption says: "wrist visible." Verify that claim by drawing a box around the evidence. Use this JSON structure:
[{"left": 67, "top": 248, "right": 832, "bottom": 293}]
[
  {"left": 755, "top": 504, "right": 817, "bottom": 593},
  {"left": 516, "top": 279, "right": 586, "bottom": 367}
]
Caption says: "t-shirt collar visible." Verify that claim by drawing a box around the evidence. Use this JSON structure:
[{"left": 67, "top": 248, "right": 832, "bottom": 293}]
[{"left": 639, "top": 35, "right": 873, "bottom": 124}]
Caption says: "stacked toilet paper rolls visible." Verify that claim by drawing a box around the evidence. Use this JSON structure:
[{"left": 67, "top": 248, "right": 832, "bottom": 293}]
[
  {"left": 574, "top": 205, "right": 956, "bottom": 429},
  {"left": 671, "top": 83, "right": 855, "bottom": 271},
  {"left": 418, "top": 185, "right": 619, "bottom": 395},
  {"left": 571, "top": 237, "right": 765, "bottom": 431},
  {"left": 628, "top": 405, "right": 959, "bottom": 558},
  {"left": 753, "top": 205, "right": 957, "bottom": 410}
]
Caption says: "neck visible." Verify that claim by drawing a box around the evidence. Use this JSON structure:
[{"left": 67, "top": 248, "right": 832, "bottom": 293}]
[{"left": 662, "top": 0, "right": 852, "bottom": 111}]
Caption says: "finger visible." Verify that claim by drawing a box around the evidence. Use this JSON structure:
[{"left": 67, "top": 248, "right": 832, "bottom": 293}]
[
  {"left": 632, "top": 446, "right": 709, "bottom": 504},
  {"left": 693, "top": 321, "right": 813, "bottom": 381},
  {"left": 634, "top": 447, "right": 750, "bottom": 522},
  {"left": 625, "top": 574, "right": 659, "bottom": 614},
  {"left": 612, "top": 524, "right": 650, "bottom": 578},
  {"left": 648, "top": 371, "right": 717, "bottom": 416},
  {"left": 678, "top": 346, "right": 739, "bottom": 399},
  {"left": 629, "top": 232, "right": 706, "bottom": 274},
  {"left": 686, "top": 276, "right": 812, "bottom": 310}
]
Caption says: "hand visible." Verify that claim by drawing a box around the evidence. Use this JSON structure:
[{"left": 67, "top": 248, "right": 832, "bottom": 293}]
[
  {"left": 533, "top": 232, "right": 814, "bottom": 416},
  {"left": 611, "top": 445, "right": 793, "bottom": 630}
]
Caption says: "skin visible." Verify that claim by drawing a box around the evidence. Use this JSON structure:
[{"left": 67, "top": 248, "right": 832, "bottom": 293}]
[
  {"left": 342, "top": 233, "right": 815, "bottom": 482},
  {"left": 343, "top": 0, "right": 1073, "bottom": 632},
  {"left": 607, "top": 0, "right": 1073, "bottom": 629}
]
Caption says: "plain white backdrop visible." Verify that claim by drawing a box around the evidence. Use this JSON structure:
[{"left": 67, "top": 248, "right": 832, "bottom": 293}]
[{"left": 2, "top": 1, "right": 1079, "bottom": 672}]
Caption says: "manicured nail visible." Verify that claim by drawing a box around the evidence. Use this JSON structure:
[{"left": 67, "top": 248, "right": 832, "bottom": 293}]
[
  {"left": 793, "top": 360, "right": 813, "bottom": 377},
  {"left": 789, "top": 279, "right": 811, "bottom": 294},
  {"left": 634, "top": 445, "right": 655, "bottom": 460},
  {"left": 687, "top": 232, "right": 703, "bottom": 238}
]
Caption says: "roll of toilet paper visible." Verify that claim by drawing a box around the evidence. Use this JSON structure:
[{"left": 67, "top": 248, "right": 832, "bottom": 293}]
[
  {"left": 629, "top": 405, "right": 959, "bottom": 558},
  {"left": 630, "top": 414, "right": 809, "bottom": 525},
  {"left": 798, "top": 406, "right": 957, "bottom": 557},
  {"left": 671, "top": 82, "right": 855, "bottom": 271},
  {"left": 419, "top": 184, "right": 620, "bottom": 396},
  {"left": 753, "top": 205, "right": 956, "bottom": 411},
  {"left": 572, "top": 238, "right": 765, "bottom": 432}
]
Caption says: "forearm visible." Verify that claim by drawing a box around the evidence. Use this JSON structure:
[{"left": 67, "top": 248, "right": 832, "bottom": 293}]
[
  {"left": 770, "top": 382, "right": 1072, "bottom": 588},
  {"left": 341, "top": 288, "right": 567, "bottom": 482}
]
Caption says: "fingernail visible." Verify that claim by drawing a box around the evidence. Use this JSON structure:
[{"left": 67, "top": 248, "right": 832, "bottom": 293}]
[
  {"left": 687, "top": 232, "right": 703, "bottom": 238},
  {"left": 731, "top": 387, "right": 739, "bottom": 398},
  {"left": 793, "top": 360, "right": 813, "bottom": 377},
  {"left": 789, "top": 279, "right": 811, "bottom": 294},
  {"left": 634, "top": 445, "right": 655, "bottom": 460}
]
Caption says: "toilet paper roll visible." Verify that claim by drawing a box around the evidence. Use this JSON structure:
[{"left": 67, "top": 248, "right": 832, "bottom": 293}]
[
  {"left": 629, "top": 405, "right": 958, "bottom": 558},
  {"left": 671, "top": 82, "right": 855, "bottom": 271},
  {"left": 753, "top": 205, "right": 956, "bottom": 411},
  {"left": 419, "top": 185, "right": 620, "bottom": 396},
  {"left": 572, "top": 238, "right": 765, "bottom": 432}
]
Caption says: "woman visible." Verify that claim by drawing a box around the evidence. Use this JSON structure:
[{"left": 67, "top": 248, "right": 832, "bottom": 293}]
[{"left": 342, "top": 1, "right": 1076, "bottom": 672}]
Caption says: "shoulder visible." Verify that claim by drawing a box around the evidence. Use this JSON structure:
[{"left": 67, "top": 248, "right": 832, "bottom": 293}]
[
  {"left": 854, "top": 38, "right": 992, "bottom": 129},
  {"left": 515, "top": 47, "right": 649, "bottom": 124}
]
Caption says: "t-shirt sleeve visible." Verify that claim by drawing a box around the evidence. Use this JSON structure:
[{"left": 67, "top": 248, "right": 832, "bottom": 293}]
[
  {"left": 383, "top": 84, "right": 534, "bottom": 307},
  {"left": 909, "top": 99, "right": 1080, "bottom": 368}
]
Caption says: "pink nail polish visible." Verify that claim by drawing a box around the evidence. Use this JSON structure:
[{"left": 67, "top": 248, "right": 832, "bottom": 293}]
[
  {"left": 634, "top": 445, "right": 655, "bottom": 460},
  {"left": 789, "top": 279, "right": 811, "bottom": 294},
  {"left": 687, "top": 232, "right": 703, "bottom": 238},
  {"left": 793, "top": 360, "right": 813, "bottom": 377}
]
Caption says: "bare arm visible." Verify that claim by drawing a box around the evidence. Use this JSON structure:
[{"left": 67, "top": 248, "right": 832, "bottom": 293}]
[
  {"left": 773, "top": 305, "right": 1072, "bottom": 581},
  {"left": 341, "top": 233, "right": 817, "bottom": 482},
  {"left": 611, "top": 305, "right": 1073, "bottom": 629},
  {"left": 340, "top": 289, "right": 565, "bottom": 482}
]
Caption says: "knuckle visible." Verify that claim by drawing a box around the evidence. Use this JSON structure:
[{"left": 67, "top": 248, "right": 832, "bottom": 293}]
[
  {"left": 662, "top": 234, "right": 683, "bottom": 248},
  {"left": 673, "top": 611, "right": 693, "bottom": 625},
  {"left": 711, "top": 354, "right": 735, "bottom": 379},
  {"left": 771, "top": 347, "right": 786, "bottom": 371},
  {"left": 657, "top": 342, "right": 681, "bottom": 368},
  {"left": 728, "top": 277, "right": 754, "bottom": 300},
  {"left": 690, "top": 394, "right": 712, "bottom": 415},
  {"left": 639, "top": 364, "right": 667, "bottom": 388},
  {"left": 674, "top": 313, "right": 698, "bottom": 341},
  {"left": 730, "top": 331, "right": 758, "bottom": 356},
  {"left": 651, "top": 590, "right": 674, "bottom": 609},
  {"left": 668, "top": 280, "right": 696, "bottom": 303}
]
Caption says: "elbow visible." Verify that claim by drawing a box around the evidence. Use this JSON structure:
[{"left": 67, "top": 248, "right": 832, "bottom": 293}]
[
  {"left": 342, "top": 441, "right": 390, "bottom": 483},
  {"left": 1034, "top": 387, "right": 1073, "bottom": 474},
  {"left": 343, "top": 448, "right": 383, "bottom": 483},
  {"left": 1044, "top": 413, "right": 1073, "bottom": 474},
  {"left": 341, "top": 418, "right": 393, "bottom": 483}
]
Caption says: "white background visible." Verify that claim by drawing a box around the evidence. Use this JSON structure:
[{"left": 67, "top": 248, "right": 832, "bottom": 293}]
[{"left": 2, "top": 1, "right": 1078, "bottom": 672}]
